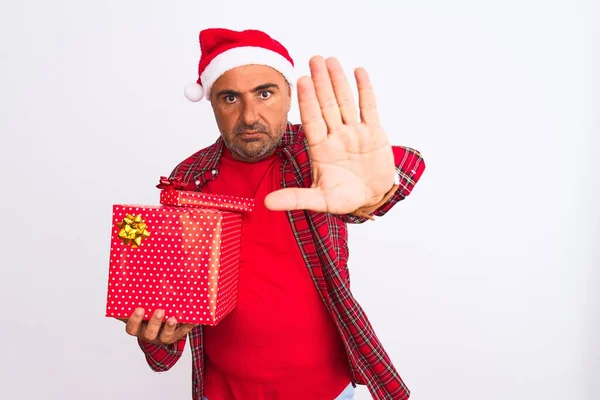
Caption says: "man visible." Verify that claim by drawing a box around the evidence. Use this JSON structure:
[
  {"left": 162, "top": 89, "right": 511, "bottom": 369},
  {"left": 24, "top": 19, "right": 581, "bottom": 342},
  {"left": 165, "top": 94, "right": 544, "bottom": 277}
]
[{"left": 121, "top": 28, "right": 425, "bottom": 400}]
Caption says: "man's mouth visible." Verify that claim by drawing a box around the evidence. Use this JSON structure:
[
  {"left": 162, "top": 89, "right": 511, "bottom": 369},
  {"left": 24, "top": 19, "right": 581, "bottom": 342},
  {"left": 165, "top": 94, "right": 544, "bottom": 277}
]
[{"left": 238, "top": 132, "right": 264, "bottom": 141}]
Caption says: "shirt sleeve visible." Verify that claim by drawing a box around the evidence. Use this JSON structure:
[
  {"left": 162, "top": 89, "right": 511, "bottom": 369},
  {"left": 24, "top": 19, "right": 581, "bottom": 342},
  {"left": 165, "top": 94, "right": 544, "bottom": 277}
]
[
  {"left": 137, "top": 337, "right": 187, "bottom": 372},
  {"left": 338, "top": 146, "right": 426, "bottom": 224}
]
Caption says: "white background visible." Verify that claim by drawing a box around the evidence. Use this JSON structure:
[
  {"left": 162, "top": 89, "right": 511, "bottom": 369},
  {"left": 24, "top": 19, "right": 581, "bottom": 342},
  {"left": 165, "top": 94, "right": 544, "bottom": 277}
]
[{"left": 0, "top": 1, "right": 597, "bottom": 399}]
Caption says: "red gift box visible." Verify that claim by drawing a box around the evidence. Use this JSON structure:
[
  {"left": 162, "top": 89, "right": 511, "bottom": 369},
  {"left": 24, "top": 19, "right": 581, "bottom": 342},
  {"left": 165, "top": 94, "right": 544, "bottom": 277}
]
[
  {"left": 160, "top": 187, "right": 255, "bottom": 213},
  {"left": 105, "top": 186, "right": 250, "bottom": 325},
  {"left": 156, "top": 175, "right": 255, "bottom": 212}
]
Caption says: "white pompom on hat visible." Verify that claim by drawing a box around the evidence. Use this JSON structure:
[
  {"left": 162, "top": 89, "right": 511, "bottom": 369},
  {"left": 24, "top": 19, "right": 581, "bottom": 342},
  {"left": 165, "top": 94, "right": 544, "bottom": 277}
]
[
  {"left": 184, "top": 28, "right": 296, "bottom": 102},
  {"left": 183, "top": 82, "right": 204, "bottom": 102}
]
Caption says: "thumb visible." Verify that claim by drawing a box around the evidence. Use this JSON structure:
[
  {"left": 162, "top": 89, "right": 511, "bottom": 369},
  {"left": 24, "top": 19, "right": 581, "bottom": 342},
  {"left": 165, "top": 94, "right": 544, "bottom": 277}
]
[{"left": 264, "top": 187, "right": 327, "bottom": 212}]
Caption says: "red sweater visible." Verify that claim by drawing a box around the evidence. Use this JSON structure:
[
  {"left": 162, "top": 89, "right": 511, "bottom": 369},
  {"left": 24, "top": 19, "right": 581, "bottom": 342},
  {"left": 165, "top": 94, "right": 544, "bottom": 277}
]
[{"left": 200, "top": 146, "right": 351, "bottom": 399}]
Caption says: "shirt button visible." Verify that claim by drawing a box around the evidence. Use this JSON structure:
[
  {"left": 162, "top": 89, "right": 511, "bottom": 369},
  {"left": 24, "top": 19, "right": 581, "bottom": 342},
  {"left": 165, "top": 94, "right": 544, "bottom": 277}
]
[
  {"left": 195, "top": 180, "right": 201, "bottom": 186},
  {"left": 211, "top": 169, "right": 218, "bottom": 175}
]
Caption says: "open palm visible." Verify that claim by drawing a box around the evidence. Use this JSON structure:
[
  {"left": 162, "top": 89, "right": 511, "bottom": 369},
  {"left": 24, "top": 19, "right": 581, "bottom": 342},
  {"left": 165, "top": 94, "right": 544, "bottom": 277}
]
[{"left": 264, "top": 56, "right": 396, "bottom": 214}]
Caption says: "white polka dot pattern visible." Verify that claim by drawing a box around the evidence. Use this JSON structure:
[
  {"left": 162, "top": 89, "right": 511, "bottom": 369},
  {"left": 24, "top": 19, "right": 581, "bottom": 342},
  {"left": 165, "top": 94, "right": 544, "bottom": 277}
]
[
  {"left": 105, "top": 204, "right": 242, "bottom": 326},
  {"left": 160, "top": 189, "right": 254, "bottom": 213}
]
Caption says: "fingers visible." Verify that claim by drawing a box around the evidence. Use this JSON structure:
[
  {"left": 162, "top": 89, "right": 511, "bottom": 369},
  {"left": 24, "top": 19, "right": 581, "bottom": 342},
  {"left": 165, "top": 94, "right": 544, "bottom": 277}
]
[
  {"left": 161, "top": 321, "right": 195, "bottom": 344},
  {"left": 326, "top": 58, "right": 359, "bottom": 125},
  {"left": 298, "top": 76, "right": 327, "bottom": 146},
  {"left": 140, "top": 309, "right": 165, "bottom": 343},
  {"left": 302, "top": 56, "right": 377, "bottom": 137},
  {"left": 158, "top": 317, "right": 178, "bottom": 343},
  {"left": 125, "top": 307, "right": 145, "bottom": 337},
  {"left": 175, "top": 324, "right": 196, "bottom": 338},
  {"left": 264, "top": 187, "right": 327, "bottom": 212},
  {"left": 309, "top": 56, "right": 343, "bottom": 132},
  {"left": 355, "top": 67, "right": 380, "bottom": 126},
  {"left": 126, "top": 308, "right": 194, "bottom": 345}
]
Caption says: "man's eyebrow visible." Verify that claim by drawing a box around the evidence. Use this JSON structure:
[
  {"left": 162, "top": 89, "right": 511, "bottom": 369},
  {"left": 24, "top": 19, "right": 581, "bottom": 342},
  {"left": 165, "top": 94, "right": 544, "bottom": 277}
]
[
  {"left": 215, "top": 89, "right": 241, "bottom": 97},
  {"left": 252, "top": 83, "right": 280, "bottom": 92},
  {"left": 215, "top": 83, "right": 280, "bottom": 98}
]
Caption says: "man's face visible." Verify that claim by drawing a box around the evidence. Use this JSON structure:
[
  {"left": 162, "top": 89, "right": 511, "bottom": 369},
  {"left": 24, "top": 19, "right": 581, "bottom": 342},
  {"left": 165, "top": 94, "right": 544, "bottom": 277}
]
[{"left": 209, "top": 64, "right": 292, "bottom": 162}]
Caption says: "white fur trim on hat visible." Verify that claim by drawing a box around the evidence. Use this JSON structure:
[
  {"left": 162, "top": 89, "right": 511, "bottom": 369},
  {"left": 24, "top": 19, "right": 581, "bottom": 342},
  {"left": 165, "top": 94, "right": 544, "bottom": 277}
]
[{"left": 198, "top": 46, "right": 295, "bottom": 101}]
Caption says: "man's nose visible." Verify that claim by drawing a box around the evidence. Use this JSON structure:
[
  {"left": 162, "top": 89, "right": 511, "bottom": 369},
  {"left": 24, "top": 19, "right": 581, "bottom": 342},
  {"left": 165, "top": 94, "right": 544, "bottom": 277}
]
[{"left": 240, "top": 101, "right": 259, "bottom": 126}]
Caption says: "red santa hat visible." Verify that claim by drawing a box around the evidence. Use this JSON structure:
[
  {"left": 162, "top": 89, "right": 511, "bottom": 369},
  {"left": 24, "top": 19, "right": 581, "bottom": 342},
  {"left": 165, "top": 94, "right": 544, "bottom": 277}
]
[{"left": 184, "top": 28, "right": 296, "bottom": 102}]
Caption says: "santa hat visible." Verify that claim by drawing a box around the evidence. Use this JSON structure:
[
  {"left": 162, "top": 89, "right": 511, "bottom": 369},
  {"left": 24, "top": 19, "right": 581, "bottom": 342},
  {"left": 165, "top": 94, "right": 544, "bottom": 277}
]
[{"left": 184, "top": 28, "right": 296, "bottom": 102}]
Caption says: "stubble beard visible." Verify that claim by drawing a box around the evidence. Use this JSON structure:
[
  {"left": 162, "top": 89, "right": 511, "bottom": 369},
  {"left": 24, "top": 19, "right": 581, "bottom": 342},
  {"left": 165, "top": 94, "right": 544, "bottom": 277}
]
[{"left": 223, "top": 121, "right": 287, "bottom": 163}]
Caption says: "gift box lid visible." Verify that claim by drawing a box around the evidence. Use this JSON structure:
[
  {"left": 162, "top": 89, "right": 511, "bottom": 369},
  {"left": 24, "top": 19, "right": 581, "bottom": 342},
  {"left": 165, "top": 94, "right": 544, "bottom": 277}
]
[{"left": 157, "top": 176, "right": 255, "bottom": 213}]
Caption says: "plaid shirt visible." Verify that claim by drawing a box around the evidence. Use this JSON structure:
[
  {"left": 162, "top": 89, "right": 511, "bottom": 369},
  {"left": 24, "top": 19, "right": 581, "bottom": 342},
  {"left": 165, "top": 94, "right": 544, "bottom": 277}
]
[{"left": 138, "top": 123, "right": 426, "bottom": 400}]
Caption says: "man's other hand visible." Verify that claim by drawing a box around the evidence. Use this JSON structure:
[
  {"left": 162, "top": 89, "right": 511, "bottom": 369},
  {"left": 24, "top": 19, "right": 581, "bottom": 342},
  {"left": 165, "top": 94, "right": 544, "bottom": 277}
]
[{"left": 120, "top": 308, "right": 195, "bottom": 345}]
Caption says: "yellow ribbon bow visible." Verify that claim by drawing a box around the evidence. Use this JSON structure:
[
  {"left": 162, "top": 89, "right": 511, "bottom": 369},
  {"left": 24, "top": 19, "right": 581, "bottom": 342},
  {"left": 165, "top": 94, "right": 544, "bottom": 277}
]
[{"left": 118, "top": 214, "right": 151, "bottom": 248}]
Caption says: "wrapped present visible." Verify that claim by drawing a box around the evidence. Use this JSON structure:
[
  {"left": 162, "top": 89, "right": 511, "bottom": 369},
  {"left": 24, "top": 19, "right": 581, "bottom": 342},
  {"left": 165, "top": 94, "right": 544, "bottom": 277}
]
[
  {"left": 157, "top": 176, "right": 255, "bottom": 212},
  {"left": 105, "top": 184, "right": 251, "bottom": 325}
]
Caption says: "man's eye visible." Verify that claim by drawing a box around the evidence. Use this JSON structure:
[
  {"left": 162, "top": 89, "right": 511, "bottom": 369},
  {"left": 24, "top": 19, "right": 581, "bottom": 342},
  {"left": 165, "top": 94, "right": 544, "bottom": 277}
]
[
  {"left": 260, "top": 91, "right": 272, "bottom": 99},
  {"left": 225, "top": 95, "right": 236, "bottom": 103}
]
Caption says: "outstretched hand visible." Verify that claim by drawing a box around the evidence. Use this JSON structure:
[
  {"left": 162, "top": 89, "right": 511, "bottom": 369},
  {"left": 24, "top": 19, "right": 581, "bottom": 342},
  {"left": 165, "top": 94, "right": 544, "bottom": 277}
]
[{"left": 264, "top": 56, "right": 396, "bottom": 214}]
